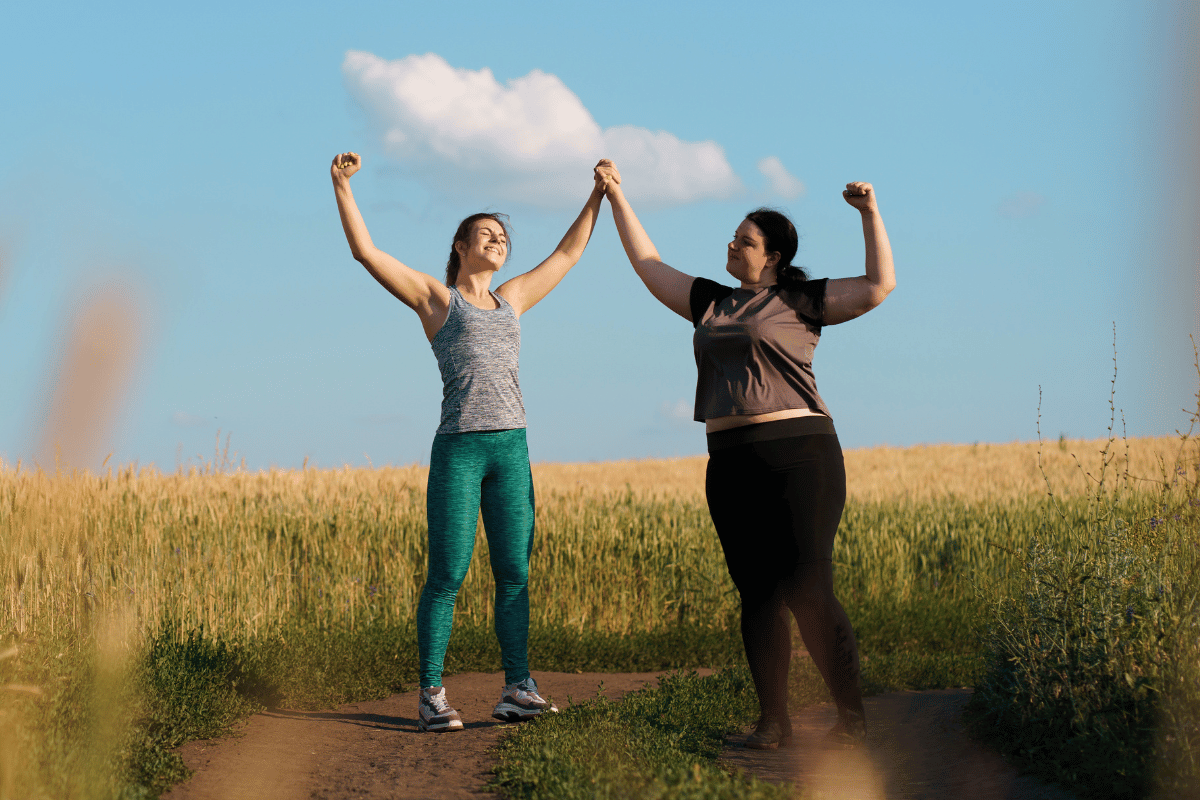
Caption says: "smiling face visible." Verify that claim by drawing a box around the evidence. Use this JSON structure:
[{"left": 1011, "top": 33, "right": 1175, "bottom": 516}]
[
  {"left": 726, "top": 219, "right": 780, "bottom": 287},
  {"left": 455, "top": 218, "right": 509, "bottom": 273}
]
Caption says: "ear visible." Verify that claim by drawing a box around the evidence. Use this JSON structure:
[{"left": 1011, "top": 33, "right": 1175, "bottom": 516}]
[
  {"left": 765, "top": 251, "right": 781, "bottom": 269},
  {"left": 454, "top": 240, "right": 467, "bottom": 259}
]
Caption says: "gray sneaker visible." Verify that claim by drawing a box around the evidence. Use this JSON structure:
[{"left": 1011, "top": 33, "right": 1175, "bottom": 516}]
[
  {"left": 492, "top": 677, "right": 558, "bottom": 722},
  {"left": 418, "top": 686, "right": 464, "bottom": 732}
]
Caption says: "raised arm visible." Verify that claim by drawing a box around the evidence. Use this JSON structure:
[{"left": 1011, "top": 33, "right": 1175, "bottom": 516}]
[
  {"left": 598, "top": 161, "right": 694, "bottom": 321},
  {"left": 496, "top": 179, "right": 606, "bottom": 317},
  {"left": 823, "top": 182, "right": 896, "bottom": 325},
  {"left": 331, "top": 153, "right": 449, "bottom": 337}
]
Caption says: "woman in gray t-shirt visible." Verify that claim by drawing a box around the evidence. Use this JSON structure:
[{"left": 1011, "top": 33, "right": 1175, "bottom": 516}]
[
  {"left": 596, "top": 159, "right": 896, "bottom": 750},
  {"left": 331, "top": 152, "right": 607, "bottom": 734}
]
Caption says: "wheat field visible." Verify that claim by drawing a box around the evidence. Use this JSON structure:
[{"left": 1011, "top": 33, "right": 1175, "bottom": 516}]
[
  {"left": 533, "top": 435, "right": 1184, "bottom": 501},
  {"left": 1, "top": 434, "right": 1196, "bottom": 800},
  {"left": 1, "top": 435, "right": 1187, "bottom": 642}
]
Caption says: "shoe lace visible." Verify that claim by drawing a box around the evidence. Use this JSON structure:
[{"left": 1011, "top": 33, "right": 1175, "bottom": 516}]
[{"left": 427, "top": 689, "right": 450, "bottom": 713}]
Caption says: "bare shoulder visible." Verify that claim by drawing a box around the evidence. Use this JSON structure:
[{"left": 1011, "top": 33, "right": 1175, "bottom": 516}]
[{"left": 494, "top": 278, "right": 528, "bottom": 316}]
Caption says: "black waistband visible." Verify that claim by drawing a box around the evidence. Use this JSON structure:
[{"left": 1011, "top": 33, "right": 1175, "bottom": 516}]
[{"left": 706, "top": 415, "right": 836, "bottom": 453}]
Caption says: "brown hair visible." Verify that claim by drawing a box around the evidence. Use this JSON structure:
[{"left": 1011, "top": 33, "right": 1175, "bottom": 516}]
[
  {"left": 445, "top": 212, "right": 512, "bottom": 286},
  {"left": 744, "top": 207, "right": 810, "bottom": 289}
]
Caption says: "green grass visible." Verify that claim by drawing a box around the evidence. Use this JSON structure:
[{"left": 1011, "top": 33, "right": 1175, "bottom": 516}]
[
  {"left": 490, "top": 669, "right": 795, "bottom": 800},
  {"left": 0, "top": 617, "right": 756, "bottom": 799},
  {"left": 483, "top": 588, "right": 987, "bottom": 800},
  {"left": 966, "top": 493, "right": 1200, "bottom": 799},
  {"left": 0, "top": 586, "right": 983, "bottom": 799},
  {"left": 963, "top": 339, "right": 1200, "bottom": 800}
]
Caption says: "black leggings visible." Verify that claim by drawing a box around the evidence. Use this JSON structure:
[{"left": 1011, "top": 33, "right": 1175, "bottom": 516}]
[{"left": 705, "top": 416, "right": 864, "bottom": 726}]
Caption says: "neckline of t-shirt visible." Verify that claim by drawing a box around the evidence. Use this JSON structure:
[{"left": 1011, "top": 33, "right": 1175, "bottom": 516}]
[
  {"left": 731, "top": 284, "right": 778, "bottom": 295},
  {"left": 453, "top": 286, "right": 506, "bottom": 311}
]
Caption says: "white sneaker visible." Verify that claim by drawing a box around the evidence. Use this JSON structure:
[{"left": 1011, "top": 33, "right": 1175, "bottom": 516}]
[
  {"left": 492, "top": 676, "right": 558, "bottom": 722},
  {"left": 418, "top": 686, "right": 464, "bottom": 732}
]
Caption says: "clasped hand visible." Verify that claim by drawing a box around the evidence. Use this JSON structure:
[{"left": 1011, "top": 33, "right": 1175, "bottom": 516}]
[{"left": 593, "top": 159, "right": 621, "bottom": 194}]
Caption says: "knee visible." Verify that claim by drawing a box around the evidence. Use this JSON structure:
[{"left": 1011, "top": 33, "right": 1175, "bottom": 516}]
[
  {"left": 738, "top": 588, "right": 779, "bottom": 621},
  {"left": 491, "top": 557, "right": 529, "bottom": 589},
  {"left": 787, "top": 576, "right": 836, "bottom": 613},
  {"left": 425, "top": 563, "right": 470, "bottom": 595}
]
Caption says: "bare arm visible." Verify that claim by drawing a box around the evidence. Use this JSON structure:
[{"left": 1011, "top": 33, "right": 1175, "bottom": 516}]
[
  {"left": 824, "top": 182, "right": 896, "bottom": 325},
  {"left": 599, "top": 162, "right": 694, "bottom": 321},
  {"left": 497, "top": 182, "right": 606, "bottom": 317},
  {"left": 331, "top": 153, "right": 449, "bottom": 327}
]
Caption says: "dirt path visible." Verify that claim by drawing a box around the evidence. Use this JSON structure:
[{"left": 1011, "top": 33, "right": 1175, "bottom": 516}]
[
  {"left": 163, "top": 670, "right": 694, "bottom": 800},
  {"left": 720, "top": 689, "right": 1077, "bottom": 800},
  {"left": 165, "top": 674, "right": 1075, "bottom": 800}
]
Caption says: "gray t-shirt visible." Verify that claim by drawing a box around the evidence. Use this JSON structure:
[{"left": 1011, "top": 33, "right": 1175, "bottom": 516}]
[
  {"left": 690, "top": 277, "right": 832, "bottom": 422},
  {"left": 429, "top": 287, "right": 526, "bottom": 434}
]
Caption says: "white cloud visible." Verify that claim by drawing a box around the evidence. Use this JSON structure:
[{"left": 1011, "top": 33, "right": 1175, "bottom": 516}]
[
  {"left": 756, "top": 156, "right": 805, "bottom": 200},
  {"left": 342, "top": 51, "right": 742, "bottom": 207},
  {"left": 997, "top": 191, "right": 1045, "bottom": 219}
]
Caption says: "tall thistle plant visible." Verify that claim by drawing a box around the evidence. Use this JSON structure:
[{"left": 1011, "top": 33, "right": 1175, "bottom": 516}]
[{"left": 970, "top": 328, "right": 1200, "bottom": 800}]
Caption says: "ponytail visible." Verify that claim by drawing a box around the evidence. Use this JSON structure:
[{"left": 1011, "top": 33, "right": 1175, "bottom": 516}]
[{"left": 744, "top": 207, "right": 809, "bottom": 289}]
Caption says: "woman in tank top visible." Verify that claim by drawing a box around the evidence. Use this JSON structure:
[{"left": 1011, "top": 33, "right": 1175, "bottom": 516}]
[
  {"left": 331, "top": 152, "right": 608, "bottom": 733},
  {"left": 595, "top": 159, "right": 896, "bottom": 749}
]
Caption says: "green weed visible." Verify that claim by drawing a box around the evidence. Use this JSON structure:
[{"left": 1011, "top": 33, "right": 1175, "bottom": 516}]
[{"left": 968, "top": 331, "right": 1200, "bottom": 799}]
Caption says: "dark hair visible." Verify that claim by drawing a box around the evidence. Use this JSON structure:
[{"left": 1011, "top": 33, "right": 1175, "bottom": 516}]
[
  {"left": 445, "top": 212, "right": 512, "bottom": 286},
  {"left": 744, "top": 207, "right": 809, "bottom": 289}
]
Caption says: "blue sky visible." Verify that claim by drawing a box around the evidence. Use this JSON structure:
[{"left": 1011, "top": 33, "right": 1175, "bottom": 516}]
[{"left": 1, "top": 1, "right": 1197, "bottom": 471}]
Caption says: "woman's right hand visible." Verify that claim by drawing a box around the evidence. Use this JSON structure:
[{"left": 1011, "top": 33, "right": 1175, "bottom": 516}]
[
  {"left": 594, "top": 159, "right": 621, "bottom": 193},
  {"left": 332, "top": 152, "right": 361, "bottom": 181}
]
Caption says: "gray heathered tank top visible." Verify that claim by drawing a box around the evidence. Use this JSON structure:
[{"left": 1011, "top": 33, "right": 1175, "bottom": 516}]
[{"left": 429, "top": 287, "right": 526, "bottom": 434}]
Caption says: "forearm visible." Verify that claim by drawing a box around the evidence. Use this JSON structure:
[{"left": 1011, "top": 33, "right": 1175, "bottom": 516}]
[
  {"left": 860, "top": 209, "right": 896, "bottom": 292},
  {"left": 554, "top": 186, "right": 606, "bottom": 263},
  {"left": 333, "top": 177, "right": 377, "bottom": 261},
  {"left": 607, "top": 184, "right": 663, "bottom": 271},
  {"left": 604, "top": 183, "right": 692, "bottom": 319}
]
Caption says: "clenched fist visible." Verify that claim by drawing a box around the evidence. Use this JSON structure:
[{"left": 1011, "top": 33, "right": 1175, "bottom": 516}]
[
  {"left": 842, "top": 182, "right": 877, "bottom": 213},
  {"left": 331, "top": 152, "right": 361, "bottom": 180}
]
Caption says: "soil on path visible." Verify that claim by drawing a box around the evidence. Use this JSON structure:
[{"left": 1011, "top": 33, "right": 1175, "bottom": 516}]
[
  {"left": 164, "top": 670, "right": 693, "bottom": 800},
  {"left": 166, "top": 673, "right": 1077, "bottom": 800},
  {"left": 720, "top": 689, "right": 1078, "bottom": 800}
]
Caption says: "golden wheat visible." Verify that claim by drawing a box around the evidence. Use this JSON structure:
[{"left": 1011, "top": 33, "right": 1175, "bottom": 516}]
[
  {"left": 534, "top": 435, "right": 1183, "bottom": 501},
  {"left": 1, "top": 435, "right": 1188, "bottom": 645}
]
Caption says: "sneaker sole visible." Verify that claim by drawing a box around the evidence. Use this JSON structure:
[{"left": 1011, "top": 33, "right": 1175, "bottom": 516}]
[
  {"left": 417, "top": 718, "right": 464, "bottom": 732},
  {"left": 492, "top": 703, "right": 556, "bottom": 722}
]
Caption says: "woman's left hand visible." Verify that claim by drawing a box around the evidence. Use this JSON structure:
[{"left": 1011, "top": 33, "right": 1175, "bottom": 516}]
[
  {"left": 594, "top": 159, "right": 621, "bottom": 193},
  {"left": 842, "top": 181, "right": 877, "bottom": 213}
]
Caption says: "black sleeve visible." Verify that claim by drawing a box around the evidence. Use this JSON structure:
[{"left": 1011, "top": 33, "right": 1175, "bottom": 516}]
[
  {"left": 792, "top": 278, "right": 828, "bottom": 328},
  {"left": 689, "top": 277, "right": 735, "bottom": 328}
]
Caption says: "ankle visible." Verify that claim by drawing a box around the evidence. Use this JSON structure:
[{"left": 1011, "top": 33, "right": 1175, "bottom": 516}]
[{"left": 837, "top": 705, "right": 866, "bottom": 727}]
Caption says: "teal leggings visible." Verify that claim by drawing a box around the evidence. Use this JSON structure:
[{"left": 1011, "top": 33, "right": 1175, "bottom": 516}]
[{"left": 417, "top": 428, "right": 535, "bottom": 687}]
